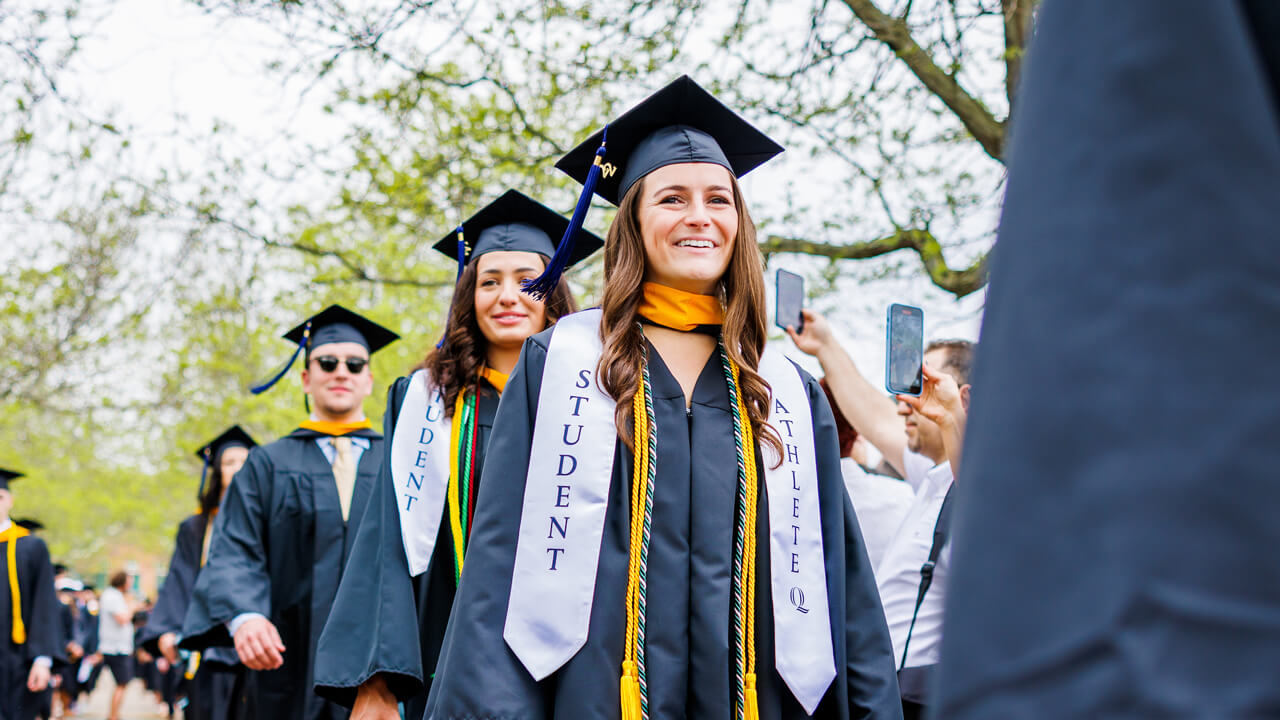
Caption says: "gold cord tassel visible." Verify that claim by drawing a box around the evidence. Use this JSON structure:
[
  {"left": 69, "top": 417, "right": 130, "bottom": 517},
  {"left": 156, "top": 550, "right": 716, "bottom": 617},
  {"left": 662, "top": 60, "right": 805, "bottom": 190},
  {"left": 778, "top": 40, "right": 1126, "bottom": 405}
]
[
  {"left": 620, "top": 659, "right": 642, "bottom": 720},
  {"left": 5, "top": 526, "right": 28, "bottom": 644},
  {"left": 744, "top": 673, "right": 760, "bottom": 720},
  {"left": 621, "top": 375, "right": 649, "bottom": 720}
]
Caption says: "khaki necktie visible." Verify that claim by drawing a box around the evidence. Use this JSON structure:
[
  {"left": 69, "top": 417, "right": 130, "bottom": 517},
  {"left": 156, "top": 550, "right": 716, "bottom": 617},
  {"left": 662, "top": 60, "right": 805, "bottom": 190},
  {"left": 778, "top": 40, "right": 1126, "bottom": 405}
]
[{"left": 331, "top": 436, "right": 356, "bottom": 522}]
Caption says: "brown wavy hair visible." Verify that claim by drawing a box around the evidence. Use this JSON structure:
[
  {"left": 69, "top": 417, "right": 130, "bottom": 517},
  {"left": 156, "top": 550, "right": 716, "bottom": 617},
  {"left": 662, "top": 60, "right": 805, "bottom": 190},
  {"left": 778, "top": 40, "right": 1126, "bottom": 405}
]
[
  {"left": 199, "top": 455, "right": 230, "bottom": 516},
  {"left": 597, "top": 174, "right": 783, "bottom": 463},
  {"left": 423, "top": 253, "right": 577, "bottom": 408}
]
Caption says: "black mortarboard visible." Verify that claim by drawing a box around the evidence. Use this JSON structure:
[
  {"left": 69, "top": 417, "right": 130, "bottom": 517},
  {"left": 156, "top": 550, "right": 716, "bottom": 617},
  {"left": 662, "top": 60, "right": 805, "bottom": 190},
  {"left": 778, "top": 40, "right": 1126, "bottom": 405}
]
[
  {"left": 250, "top": 304, "right": 399, "bottom": 394},
  {"left": 523, "top": 75, "right": 782, "bottom": 298},
  {"left": 432, "top": 190, "right": 605, "bottom": 280},
  {"left": 557, "top": 75, "right": 784, "bottom": 206},
  {"left": 0, "top": 468, "right": 23, "bottom": 492},
  {"left": 14, "top": 518, "right": 43, "bottom": 532},
  {"left": 195, "top": 425, "right": 258, "bottom": 497}
]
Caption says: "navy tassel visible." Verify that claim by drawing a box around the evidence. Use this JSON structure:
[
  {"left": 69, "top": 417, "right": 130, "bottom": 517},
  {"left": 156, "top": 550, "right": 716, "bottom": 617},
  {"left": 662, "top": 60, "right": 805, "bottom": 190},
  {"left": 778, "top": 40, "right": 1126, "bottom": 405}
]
[
  {"left": 454, "top": 226, "right": 467, "bottom": 281},
  {"left": 250, "top": 322, "right": 311, "bottom": 394},
  {"left": 436, "top": 226, "right": 467, "bottom": 349},
  {"left": 523, "top": 127, "right": 608, "bottom": 300}
]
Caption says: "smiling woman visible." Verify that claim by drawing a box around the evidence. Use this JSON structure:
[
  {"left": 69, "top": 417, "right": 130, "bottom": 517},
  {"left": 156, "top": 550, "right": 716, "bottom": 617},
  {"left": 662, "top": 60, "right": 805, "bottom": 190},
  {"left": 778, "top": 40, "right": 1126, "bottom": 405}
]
[
  {"left": 423, "top": 76, "right": 902, "bottom": 720},
  {"left": 311, "top": 190, "right": 602, "bottom": 719}
]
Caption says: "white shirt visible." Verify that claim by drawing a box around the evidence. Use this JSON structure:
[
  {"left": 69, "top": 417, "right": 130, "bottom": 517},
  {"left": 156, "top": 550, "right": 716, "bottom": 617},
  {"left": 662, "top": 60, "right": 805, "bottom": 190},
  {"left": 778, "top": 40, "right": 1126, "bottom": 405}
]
[
  {"left": 314, "top": 435, "right": 370, "bottom": 464},
  {"left": 97, "top": 587, "right": 135, "bottom": 655},
  {"left": 839, "top": 458, "right": 914, "bottom": 570},
  {"left": 875, "top": 450, "right": 954, "bottom": 669}
]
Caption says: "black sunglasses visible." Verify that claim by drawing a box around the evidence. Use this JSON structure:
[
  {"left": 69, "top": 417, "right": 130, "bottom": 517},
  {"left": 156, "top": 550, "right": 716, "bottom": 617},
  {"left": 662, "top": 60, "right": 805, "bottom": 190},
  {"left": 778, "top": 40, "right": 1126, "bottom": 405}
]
[{"left": 311, "top": 355, "right": 369, "bottom": 374}]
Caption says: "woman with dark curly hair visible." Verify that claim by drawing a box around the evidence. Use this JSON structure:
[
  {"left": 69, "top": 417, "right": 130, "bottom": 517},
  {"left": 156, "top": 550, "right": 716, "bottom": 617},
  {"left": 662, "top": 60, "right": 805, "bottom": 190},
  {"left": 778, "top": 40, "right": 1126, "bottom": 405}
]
[
  {"left": 313, "top": 190, "right": 602, "bottom": 720},
  {"left": 424, "top": 77, "right": 901, "bottom": 720}
]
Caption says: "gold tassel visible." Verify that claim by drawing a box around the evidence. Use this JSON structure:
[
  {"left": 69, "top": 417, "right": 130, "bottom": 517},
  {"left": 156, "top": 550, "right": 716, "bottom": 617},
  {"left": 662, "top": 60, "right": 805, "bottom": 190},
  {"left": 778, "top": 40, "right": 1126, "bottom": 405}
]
[
  {"left": 620, "top": 660, "right": 642, "bottom": 720},
  {"left": 744, "top": 673, "right": 760, "bottom": 720},
  {"left": 4, "top": 526, "right": 28, "bottom": 644}
]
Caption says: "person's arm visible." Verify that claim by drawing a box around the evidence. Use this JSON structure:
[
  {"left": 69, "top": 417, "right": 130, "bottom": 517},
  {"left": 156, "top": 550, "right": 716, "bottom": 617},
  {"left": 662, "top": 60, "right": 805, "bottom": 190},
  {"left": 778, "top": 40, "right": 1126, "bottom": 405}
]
[
  {"left": 111, "top": 599, "right": 132, "bottom": 627},
  {"left": 898, "top": 362, "right": 968, "bottom": 476},
  {"left": 787, "top": 309, "right": 909, "bottom": 476}
]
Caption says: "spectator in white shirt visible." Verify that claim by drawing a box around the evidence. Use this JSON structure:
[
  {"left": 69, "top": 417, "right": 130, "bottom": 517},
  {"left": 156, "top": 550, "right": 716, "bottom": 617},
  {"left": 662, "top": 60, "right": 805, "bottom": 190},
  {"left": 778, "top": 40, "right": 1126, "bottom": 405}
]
[
  {"left": 97, "top": 571, "right": 136, "bottom": 720},
  {"left": 819, "top": 377, "right": 913, "bottom": 570},
  {"left": 789, "top": 310, "right": 971, "bottom": 719}
]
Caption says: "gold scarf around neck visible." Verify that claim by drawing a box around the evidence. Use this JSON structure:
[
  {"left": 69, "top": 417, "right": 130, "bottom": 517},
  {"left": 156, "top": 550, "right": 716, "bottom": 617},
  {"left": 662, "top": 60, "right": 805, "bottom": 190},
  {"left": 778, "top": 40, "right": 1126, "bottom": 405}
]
[{"left": 636, "top": 282, "right": 725, "bottom": 332}]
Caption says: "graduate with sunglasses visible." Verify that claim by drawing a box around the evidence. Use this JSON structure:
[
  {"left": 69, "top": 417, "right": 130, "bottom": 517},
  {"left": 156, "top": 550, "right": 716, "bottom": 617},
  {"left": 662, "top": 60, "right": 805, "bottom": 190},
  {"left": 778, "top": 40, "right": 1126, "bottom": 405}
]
[
  {"left": 311, "top": 191, "right": 600, "bottom": 720},
  {"left": 181, "top": 306, "right": 399, "bottom": 720},
  {"left": 424, "top": 77, "right": 900, "bottom": 719},
  {"left": 139, "top": 426, "right": 257, "bottom": 720}
]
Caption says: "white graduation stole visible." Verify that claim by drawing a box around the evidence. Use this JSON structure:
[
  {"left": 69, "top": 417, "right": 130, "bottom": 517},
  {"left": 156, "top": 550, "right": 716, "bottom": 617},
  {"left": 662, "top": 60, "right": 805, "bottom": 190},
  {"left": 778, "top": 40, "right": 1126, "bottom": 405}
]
[
  {"left": 504, "top": 309, "right": 617, "bottom": 680},
  {"left": 759, "top": 345, "right": 837, "bottom": 713},
  {"left": 389, "top": 369, "right": 454, "bottom": 577},
  {"left": 503, "top": 312, "right": 835, "bottom": 711}
]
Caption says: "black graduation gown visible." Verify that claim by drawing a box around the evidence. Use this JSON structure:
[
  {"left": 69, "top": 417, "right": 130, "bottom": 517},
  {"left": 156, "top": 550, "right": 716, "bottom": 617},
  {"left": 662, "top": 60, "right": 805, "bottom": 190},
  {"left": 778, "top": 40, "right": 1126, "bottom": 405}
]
[
  {"left": 139, "top": 514, "right": 242, "bottom": 720},
  {"left": 0, "top": 532, "right": 63, "bottom": 720},
  {"left": 934, "top": 1, "right": 1280, "bottom": 717},
  {"left": 424, "top": 330, "right": 901, "bottom": 719},
  {"left": 314, "top": 377, "right": 500, "bottom": 718},
  {"left": 181, "top": 427, "right": 384, "bottom": 720}
]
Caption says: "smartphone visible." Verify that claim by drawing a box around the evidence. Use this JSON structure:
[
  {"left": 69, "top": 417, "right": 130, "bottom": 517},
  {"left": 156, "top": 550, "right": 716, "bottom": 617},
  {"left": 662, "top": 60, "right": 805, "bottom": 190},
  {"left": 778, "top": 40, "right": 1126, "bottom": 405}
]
[
  {"left": 885, "top": 303, "right": 924, "bottom": 396},
  {"left": 775, "top": 269, "right": 805, "bottom": 333}
]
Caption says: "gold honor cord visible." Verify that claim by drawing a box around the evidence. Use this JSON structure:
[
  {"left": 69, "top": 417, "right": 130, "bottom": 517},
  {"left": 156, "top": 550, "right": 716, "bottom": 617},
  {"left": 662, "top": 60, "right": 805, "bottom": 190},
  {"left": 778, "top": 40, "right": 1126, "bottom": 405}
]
[
  {"left": 446, "top": 393, "right": 468, "bottom": 582},
  {"left": 1, "top": 524, "right": 30, "bottom": 643},
  {"left": 727, "top": 357, "right": 761, "bottom": 720},
  {"left": 621, "top": 358, "right": 652, "bottom": 720},
  {"left": 619, "top": 346, "right": 760, "bottom": 720}
]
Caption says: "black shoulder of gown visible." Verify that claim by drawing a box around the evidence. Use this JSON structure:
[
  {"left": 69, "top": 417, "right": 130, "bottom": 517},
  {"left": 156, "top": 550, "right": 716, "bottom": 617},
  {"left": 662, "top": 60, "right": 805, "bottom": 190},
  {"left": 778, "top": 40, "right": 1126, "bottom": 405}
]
[{"left": 3, "top": 533, "right": 65, "bottom": 665}]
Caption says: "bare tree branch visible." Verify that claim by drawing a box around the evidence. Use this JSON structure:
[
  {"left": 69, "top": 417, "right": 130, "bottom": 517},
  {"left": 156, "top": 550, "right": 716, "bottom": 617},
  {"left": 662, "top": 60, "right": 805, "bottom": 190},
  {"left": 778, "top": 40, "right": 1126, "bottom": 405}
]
[
  {"left": 760, "top": 229, "right": 987, "bottom": 297},
  {"left": 259, "top": 236, "right": 452, "bottom": 288},
  {"left": 840, "top": 0, "right": 1006, "bottom": 160},
  {"left": 1002, "top": 0, "right": 1035, "bottom": 109}
]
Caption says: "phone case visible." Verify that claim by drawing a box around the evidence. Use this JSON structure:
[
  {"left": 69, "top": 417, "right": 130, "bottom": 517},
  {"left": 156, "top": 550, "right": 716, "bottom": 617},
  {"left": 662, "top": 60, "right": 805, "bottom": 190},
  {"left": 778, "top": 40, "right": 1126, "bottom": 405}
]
[
  {"left": 885, "top": 303, "right": 924, "bottom": 396},
  {"left": 775, "top": 269, "right": 805, "bottom": 332}
]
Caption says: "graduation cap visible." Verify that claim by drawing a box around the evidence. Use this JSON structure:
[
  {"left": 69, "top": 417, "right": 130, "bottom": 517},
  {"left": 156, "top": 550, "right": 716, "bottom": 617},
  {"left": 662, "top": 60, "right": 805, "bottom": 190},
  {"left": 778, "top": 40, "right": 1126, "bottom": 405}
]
[
  {"left": 250, "top": 304, "right": 400, "bottom": 395},
  {"left": 430, "top": 190, "right": 604, "bottom": 345},
  {"left": 523, "top": 75, "right": 783, "bottom": 298},
  {"left": 433, "top": 190, "right": 605, "bottom": 280},
  {"left": 195, "top": 425, "right": 259, "bottom": 498},
  {"left": 14, "top": 518, "right": 43, "bottom": 532},
  {"left": 0, "top": 468, "right": 23, "bottom": 492}
]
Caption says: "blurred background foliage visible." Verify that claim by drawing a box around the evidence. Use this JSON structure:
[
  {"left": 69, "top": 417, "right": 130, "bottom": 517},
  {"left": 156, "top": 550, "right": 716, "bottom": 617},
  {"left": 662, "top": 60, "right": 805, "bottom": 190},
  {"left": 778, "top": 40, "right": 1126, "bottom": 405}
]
[{"left": 1, "top": 0, "right": 1028, "bottom": 578}]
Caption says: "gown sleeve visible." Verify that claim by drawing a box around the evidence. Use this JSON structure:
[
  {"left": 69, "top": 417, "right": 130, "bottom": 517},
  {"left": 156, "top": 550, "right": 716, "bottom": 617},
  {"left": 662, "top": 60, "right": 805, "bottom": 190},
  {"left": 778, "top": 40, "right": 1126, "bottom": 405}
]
[
  {"left": 313, "top": 376, "right": 428, "bottom": 707},
  {"left": 181, "top": 448, "right": 275, "bottom": 650},
  {"left": 803, "top": 370, "right": 903, "bottom": 717},
  {"left": 139, "top": 516, "right": 203, "bottom": 655},
  {"left": 425, "top": 336, "right": 551, "bottom": 718},
  {"left": 24, "top": 536, "right": 66, "bottom": 664}
]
